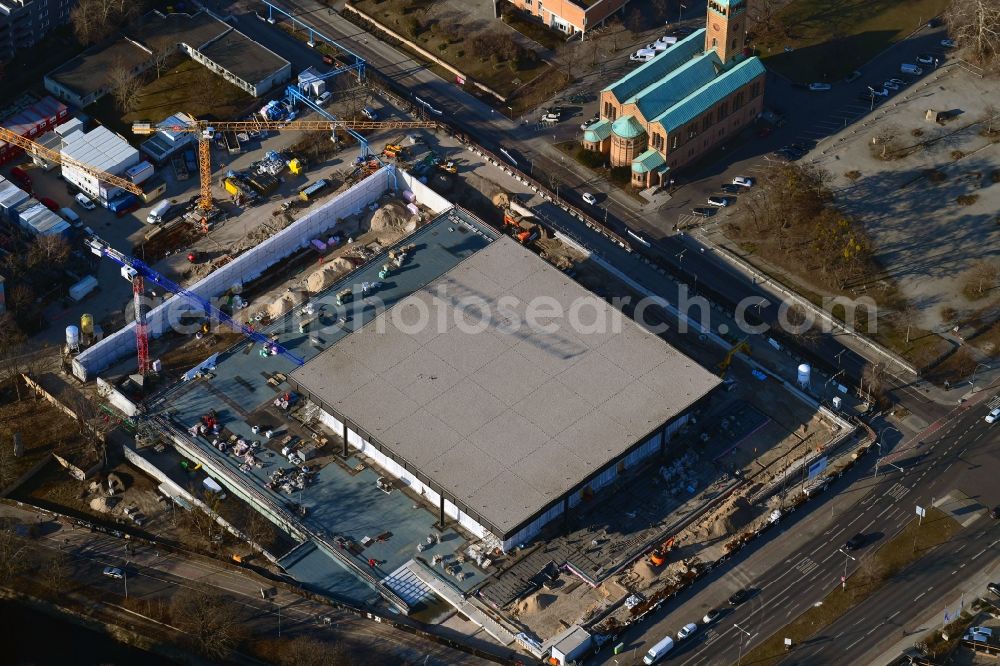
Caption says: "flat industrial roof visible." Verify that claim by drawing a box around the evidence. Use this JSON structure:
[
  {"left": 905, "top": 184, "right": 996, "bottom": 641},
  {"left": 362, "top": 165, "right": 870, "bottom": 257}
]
[
  {"left": 46, "top": 38, "right": 148, "bottom": 99},
  {"left": 291, "top": 237, "right": 720, "bottom": 535},
  {"left": 199, "top": 29, "right": 289, "bottom": 86}
]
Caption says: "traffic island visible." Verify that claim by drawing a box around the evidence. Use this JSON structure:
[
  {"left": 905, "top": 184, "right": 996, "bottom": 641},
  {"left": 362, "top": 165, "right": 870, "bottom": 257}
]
[{"left": 740, "top": 507, "right": 960, "bottom": 666}]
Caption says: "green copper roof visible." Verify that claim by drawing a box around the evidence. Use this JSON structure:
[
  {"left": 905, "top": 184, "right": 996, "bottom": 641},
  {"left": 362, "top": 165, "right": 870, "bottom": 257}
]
[
  {"left": 583, "top": 118, "right": 612, "bottom": 143},
  {"left": 654, "top": 56, "right": 766, "bottom": 132},
  {"left": 630, "top": 50, "right": 722, "bottom": 123},
  {"left": 611, "top": 115, "right": 646, "bottom": 139},
  {"left": 602, "top": 29, "right": 706, "bottom": 104},
  {"left": 631, "top": 148, "right": 665, "bottom": 174}
]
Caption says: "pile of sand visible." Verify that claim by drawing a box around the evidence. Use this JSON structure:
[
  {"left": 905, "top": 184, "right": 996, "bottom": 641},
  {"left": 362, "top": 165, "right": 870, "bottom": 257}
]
[
  {"left": 89, "top": 497, "right": 114, "bottom": 513},
  {"left": 268, "top": 291, "right": 306, "bottom": 318},
  {"left": 369, "top": 201, "right": 418, "bottom": 240},
  {"left": 306, "top": 257, "right": 355, "bottom": 293}
]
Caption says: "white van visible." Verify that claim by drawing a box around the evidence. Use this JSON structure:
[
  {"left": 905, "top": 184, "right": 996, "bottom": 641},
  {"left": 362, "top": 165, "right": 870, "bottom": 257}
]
[
  {"left": 630, "top": 49, "right": 657, "bottom": 62},
  {"left": 643, "top": 635, "right": 675, "bottom": 664},
  {"left": 146, "top": 199, "right": 172, "bottom": 225},
  {"left": 900, "top": 63, "right": 923, "bottom": 75}
]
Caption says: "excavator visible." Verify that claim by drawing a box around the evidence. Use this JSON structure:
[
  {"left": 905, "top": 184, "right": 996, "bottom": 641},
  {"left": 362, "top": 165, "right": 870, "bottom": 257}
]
[{"left": 717, "top": 339, "right": 750, "bottom": 376}]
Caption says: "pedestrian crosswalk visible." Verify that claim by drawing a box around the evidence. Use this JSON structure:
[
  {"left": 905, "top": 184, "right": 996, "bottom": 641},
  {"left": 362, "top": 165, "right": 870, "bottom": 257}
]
[
  {"left": 886, "top": 482, "right": 910, "bottom": 501},
  {"left": 795, "top": 556, "right": 820, "bottom": 576}
]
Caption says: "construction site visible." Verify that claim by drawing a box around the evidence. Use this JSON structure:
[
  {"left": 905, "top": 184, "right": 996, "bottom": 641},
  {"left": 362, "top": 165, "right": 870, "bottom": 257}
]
[{"left": 0, "top": 26, "right": 862, "bottom": 664}]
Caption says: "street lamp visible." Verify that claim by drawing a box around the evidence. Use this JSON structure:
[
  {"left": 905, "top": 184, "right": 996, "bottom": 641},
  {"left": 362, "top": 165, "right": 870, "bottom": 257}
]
[
  {"left": 734, "top": 622, "right": 751, "bottom": 666},
  {"left": 874, "top": 426, "right": 901, "bottom": 478},
  {"left": 838, "top": 548, "right": 856, "bottom": 590},
  {"left": 971, "top": 363, "right": 990, "bottom": 393},
  {"left": 835, "top": 349, "right": 846, "bottom": 368}
]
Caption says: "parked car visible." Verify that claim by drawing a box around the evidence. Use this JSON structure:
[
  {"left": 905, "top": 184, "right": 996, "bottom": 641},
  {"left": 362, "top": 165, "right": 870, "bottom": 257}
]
[
  {"left": 707, "top": 196, "right": 732, "bottom": 207},
  {"left": 691, "top": 207, "right": 715, "bottom": 218},
  {"left": 721, "top": 184, "right": 742, "bottom": 194},
  {"left": 103, "top": 566, "right": 124, "bottom": 579},
  {"left": 582, "top": 192, "right": 597, "bottom": 205},
  {"left": 580, "top": 115, "right": 600, "bottom": 131},
  {"left": 844, "top": 533, "right": 865, "bottom": 550},
  {"left": 986, "top": 407, "right": 1000, "bottom": 424},
  {"left": 868, "top": 85, "right": 890, "bottom": 97},
  {"left": 733, "top": 176, "right": 754, "bottom": 187},
  {"left": 916, "top": 53, "right": 935, "bottom": 65},
  {"left": 900, "top": 63, "right": 923, "bottom": 75},
  {"left": 941, "top": 38, "right": 957, "bottom": 48},
  {"left": 630, "top": 49, "right": 657, "bottom": 62},
  {"left": 75, "top": 192, "right": 97, "bottom": 210},
  {"left": 988, "top": 582, "right": 1000, "bottom": 596},
  {"left": 702, "top": 609, "right": 721, "bottom": 624},
  {"left": 844, "top": 70, "right": 862, "bottom": 83},
  {"left": 541, "top": 112, "right": 561, "bottom": 123},
  {"left": 729, "top": 589, "right": 749, "bottom": 606},
  {"left": 361, "top": 106, "right": 378, "bottom": 120},
  {"left": 677, "top": 623, "right": 698, "bottom": 640},
  {"left": 808, "top": 82, "right": 832, "bottom": 91},
  {"left": 883, "top": 80, "right": 899, "bottom": 90},
  {"left": 887, "top": 77, "right": 906, "bottom": 87}
]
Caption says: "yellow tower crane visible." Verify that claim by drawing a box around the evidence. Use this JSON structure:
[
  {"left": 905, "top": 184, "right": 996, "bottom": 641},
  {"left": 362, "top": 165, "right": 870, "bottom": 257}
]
[
  {"left": 132, "top": 118, "right": 439, "bottom": 213},
  {"left": 0, "top": 127, "right": 144, "bottom": 197}
]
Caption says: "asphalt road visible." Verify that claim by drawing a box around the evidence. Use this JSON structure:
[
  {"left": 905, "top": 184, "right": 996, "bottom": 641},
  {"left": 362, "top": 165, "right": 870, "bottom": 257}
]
[
  {"left": 588, "top": 392, "right": 1000, "bottom": 666},
  {"left": 4, "top": 506, "right": 488, "bottom": 665}
]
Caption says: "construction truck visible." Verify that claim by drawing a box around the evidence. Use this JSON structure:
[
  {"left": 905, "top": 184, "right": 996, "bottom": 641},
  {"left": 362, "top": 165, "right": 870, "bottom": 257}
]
[{"left": 717, "top": 340, "right": 750, "bottom": 375}]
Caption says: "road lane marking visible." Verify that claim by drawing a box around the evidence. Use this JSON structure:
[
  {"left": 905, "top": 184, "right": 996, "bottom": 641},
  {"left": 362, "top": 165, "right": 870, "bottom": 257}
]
[
  {"left": 915, "top": 592, "right": 926, "bottom": 600},
  {"left": 862, "top": 519, "right": 876, "bottom": 532}
]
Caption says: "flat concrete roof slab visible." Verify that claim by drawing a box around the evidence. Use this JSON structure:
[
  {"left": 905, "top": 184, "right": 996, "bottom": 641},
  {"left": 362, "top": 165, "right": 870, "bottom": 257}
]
[{"left": 292, "top": 238, "right": 720, "bottom": 535}]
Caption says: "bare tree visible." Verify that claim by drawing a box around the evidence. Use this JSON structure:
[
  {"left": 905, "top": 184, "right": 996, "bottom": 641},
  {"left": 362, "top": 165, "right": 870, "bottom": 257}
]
[
  {"left": 624, "top": 7, "right": 644, "bottom": 34},
  {"left": 150, "top": 44, "right": 173, "bottom": 80},
  {"left": 748, "top": 0, "right": 788, "bottom": 44},
  {"left": 278, "top": 636, "right": 351, "bottom": 666},
  {"left": 108, "top": 58, "right": 143, "bottom": 114},
  {"left": 983, "top": 102, "right": 999, "bottom": 134},
  {"left": 870, "top": 124, "right": 902, "bottom": 159},
  {"left": 170, "top": 588, "right": 248, "bottom": 659},
  {"left": 27, "top": 235, "right": 70, "bottom": 270},
  {"left": 0, "top": 528, "right": 30, "bottom": 585},
  {"left": 966, "top": 258, "right": 1000, "bottom": 295},
  {"left": 944, "top": 0, "right": 1000, "bottom": 69}
]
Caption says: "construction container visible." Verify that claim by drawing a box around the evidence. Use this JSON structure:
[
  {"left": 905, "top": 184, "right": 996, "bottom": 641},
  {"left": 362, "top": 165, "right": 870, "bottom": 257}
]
[
  {"left": 125, "top": 161, "right": 154, "bottom": 185},
  {"left": 246, "top": 173, "right": 279, "bottom": 196},
  {"left": 0, "top": 179, "right": 29, "bottom": 222},
  {"left": 108, "top": 193, "right": 140, "bottom": 217},
  {"left": 69, "top": 275, "right": 99, "bottom": 302},
  {"left": 298, "top": 179, "right": 327, "bottom": 201},
  {"left": 223, "top": 177, "right": 242, "bottom": 197},
  {"left": 140, "top": 177, "right": 166, "bottom": 204}
]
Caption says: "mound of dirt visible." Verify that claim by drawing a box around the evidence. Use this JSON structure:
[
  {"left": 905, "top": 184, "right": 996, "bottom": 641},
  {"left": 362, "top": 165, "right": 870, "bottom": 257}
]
[
  {"left": 492, "top": 191, "right": 510, "bottom": 208},
  {"left": 369, "top": 201, "right": 419, "bottom": 240},
  {"left": 268, "top": 291, "right": 306, "bottom": 318},
  {"left": 306, "top": 257, "right": 355, "bottom": 293},
  {"left": 89, "top": 497, "right": 114, "bottom": 513}
]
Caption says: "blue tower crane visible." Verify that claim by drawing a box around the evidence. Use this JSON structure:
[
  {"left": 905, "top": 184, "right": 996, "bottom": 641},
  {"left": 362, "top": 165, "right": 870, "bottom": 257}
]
[{"left": 85, "top": 235, "right": 305, "bottom": 370}]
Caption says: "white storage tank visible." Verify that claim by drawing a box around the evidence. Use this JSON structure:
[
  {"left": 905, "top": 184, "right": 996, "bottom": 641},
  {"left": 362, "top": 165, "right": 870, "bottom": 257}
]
[
  {"left": 65, "top": 325, "right": 80, "bottom": 350},
  {"left": 797, "top": 363, "right": 811, "bottom": 388}
]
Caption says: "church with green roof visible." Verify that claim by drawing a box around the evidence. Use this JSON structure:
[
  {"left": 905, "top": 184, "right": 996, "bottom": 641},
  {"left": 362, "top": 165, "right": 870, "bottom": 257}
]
[{"left": 582, "top": 0, "right": 766, "bottom": 188}]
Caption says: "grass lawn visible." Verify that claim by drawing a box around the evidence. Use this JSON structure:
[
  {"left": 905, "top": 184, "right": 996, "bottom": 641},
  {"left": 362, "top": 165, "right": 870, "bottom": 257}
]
[
  {"left": 349, "top": 0, "right": 560, "bottom": 104},
  {"left": 88, "top": 56, "right": 254, "bottom": 138},
  {"left": 741, "top": 507, "right": 960, "bottom": 666},
  {"left": 756, "top": 0, "right": 950, "bottom": 82}
]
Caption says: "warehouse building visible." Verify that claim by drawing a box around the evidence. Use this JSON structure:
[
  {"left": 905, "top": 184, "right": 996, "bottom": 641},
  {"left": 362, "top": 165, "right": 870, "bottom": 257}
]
[{"left": 289, "top": 235, "right": 720, "bottom": 553}]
